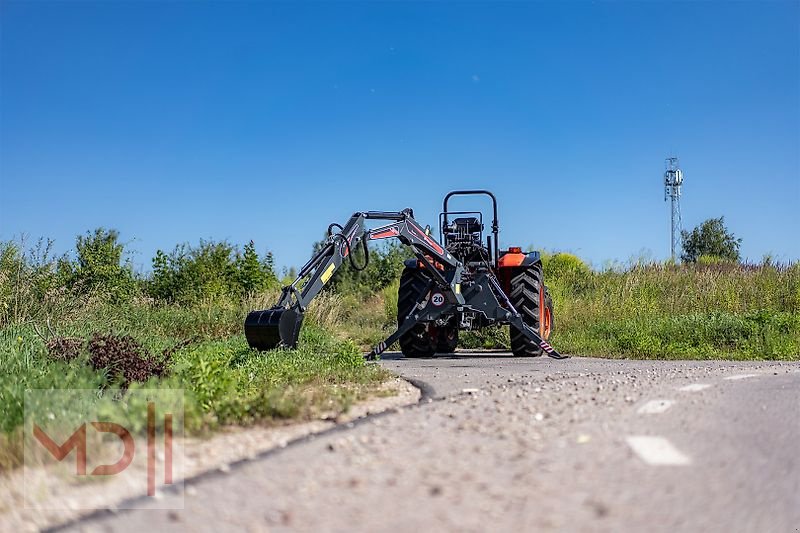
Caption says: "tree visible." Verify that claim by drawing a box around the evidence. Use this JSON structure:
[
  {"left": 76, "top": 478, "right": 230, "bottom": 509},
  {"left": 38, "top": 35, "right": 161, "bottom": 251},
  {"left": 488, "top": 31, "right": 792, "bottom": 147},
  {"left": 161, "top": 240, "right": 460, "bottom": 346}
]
[
  {"left": 681, "top": 217, "right": 742, "bottom": 263},
  {"left": 236, "top": 240, "right": 278, "bottom": 295},
  {"left": 310, "top": 234, "right": 412, "bottom": 296},
  {"left": 147, "top": 241, "right": 236, "bottom": 303},
  {"left": 149, "top": 248, "right": 184, "bottom": 302},
  {"left": 147, "top": 240, "right": 278, "bottom": 303},
  {"left": 70, "top": 228, "right": 137, "bottom": 301}
]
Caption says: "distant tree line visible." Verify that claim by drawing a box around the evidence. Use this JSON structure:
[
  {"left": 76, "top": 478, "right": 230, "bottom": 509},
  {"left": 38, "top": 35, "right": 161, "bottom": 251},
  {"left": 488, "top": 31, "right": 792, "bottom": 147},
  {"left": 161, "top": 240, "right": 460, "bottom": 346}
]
[
  {"left": 0, "top": 227, "right": 416, "bottom": 325},
  {"left": 0, "top": 228, "right": 280, "bottom": 323},
  {"left": 0, "top": 215, "right": 748, "bottom": 326}
]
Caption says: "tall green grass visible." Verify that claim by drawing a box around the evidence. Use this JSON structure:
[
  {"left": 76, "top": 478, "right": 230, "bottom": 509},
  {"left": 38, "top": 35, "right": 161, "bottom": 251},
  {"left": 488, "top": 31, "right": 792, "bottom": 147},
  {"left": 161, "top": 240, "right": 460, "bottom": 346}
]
[
  {"left": 325, "top": 253, "right": 800, "bottom": 359},
  {"left": 538, "top": 255, "right": 800, "bottom": 359}
]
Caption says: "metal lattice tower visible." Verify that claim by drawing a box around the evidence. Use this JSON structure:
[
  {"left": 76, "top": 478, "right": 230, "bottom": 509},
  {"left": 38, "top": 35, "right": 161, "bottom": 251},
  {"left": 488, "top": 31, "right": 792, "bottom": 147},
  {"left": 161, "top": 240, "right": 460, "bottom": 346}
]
[{"left": 663, "top": 157, "right": 684, "bottom": 261}]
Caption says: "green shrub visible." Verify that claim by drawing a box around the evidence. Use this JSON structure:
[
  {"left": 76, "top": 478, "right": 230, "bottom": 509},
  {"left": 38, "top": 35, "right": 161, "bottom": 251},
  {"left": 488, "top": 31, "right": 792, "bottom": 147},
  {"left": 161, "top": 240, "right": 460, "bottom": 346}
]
[
  {"left": 322, "top": 240, "right": 412, "bottom": 297},
  {"left": 148, "top": 240, "right": 278, "bottom": 304},
  {"left": 541, "top": 252, "right": 593, "bottom": 297},
  {"left": 681, "top": 217, "right": 741, "bottom": 263},
  {"left": 69, "top": 228, "right": 138, "bottom": 302},
  {"left": 237, "top": 241, "right": 277, "bottom": 295}
]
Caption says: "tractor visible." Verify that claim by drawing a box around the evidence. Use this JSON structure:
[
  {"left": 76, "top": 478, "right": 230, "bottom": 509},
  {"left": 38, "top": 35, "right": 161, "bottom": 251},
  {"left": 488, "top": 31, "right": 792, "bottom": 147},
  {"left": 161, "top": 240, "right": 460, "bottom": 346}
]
[{"left": 245, "top": 190, "right": 563, "bottom": 359}]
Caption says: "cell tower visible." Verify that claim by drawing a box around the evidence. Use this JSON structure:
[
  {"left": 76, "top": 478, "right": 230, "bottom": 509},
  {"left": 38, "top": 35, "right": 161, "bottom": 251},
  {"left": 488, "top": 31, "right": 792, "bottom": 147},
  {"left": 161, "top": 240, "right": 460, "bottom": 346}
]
[{"left": 663, "top": 157, "right": 684, "bottom": 261}]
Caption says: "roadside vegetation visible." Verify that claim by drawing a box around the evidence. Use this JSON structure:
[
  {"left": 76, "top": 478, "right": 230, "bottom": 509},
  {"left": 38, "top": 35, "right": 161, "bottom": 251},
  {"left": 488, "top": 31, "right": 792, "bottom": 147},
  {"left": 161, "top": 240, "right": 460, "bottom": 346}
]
[
  {"left": 2, "top": 220, "right": 798, "bottom": 470},
  {"left": 537, "top": 253, "right": 799, "bottom": 359},
  {"left": 0, "top": 231, "right": 389, "bottom": 471}
]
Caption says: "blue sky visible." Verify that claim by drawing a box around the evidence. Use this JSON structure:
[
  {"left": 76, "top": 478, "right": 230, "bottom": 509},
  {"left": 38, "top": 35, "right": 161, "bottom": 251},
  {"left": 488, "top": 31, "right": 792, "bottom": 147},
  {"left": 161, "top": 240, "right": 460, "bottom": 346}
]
[{"left": 1, "top": 1, "right": 798, "bottom": 272}]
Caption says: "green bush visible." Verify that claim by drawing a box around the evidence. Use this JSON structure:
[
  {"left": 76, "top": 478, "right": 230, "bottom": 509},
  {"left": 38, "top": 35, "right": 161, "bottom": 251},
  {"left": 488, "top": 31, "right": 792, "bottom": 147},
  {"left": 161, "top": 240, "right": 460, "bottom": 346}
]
[
  {"left": 681, "top": 217, "right": 741, "bottom": 263},
  {"left": 148, "top": 240, "right": 278, "bottom": 304},
  {"left": 69, "top": 228, "right": 138, "bottom": 302},
  {"left": 541, "top": 252, "right": 593, "bottom": 296},
  {"left": 322, "top": 240, "right": 412, "bottom": 297}
]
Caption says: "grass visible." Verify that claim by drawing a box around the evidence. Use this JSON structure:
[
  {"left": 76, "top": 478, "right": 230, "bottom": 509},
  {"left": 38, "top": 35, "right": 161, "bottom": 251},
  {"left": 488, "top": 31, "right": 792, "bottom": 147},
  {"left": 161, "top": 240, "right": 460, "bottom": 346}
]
[
  {"left": 542, "top": 256, "right": 800, "bottom": 359},
  {"left": 0, "top": 295, "right": 391, "bottom": 472},
  {"left": 555, "top": 311, "right": 800, "bottom": 359}
]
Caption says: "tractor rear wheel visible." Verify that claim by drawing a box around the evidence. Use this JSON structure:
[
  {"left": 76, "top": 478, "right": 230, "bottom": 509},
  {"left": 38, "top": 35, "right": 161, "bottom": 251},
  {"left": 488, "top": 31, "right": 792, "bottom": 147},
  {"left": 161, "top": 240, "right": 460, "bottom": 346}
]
[
  {"left": 509, "top": 264, "right": 553, "bottom": 357},
  {"left": 436, "top": 322, "right": 459, "bottom": 354},
  {"left": 397, "top": 267, "right": 436, "bottom": 358}
]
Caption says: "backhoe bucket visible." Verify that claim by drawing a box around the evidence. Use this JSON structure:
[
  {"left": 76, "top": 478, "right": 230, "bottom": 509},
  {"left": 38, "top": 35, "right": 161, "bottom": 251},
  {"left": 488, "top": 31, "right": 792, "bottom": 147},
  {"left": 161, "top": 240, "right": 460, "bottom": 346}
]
[{"left": 244, "top": 307, "right": 304, "bottom": 350}]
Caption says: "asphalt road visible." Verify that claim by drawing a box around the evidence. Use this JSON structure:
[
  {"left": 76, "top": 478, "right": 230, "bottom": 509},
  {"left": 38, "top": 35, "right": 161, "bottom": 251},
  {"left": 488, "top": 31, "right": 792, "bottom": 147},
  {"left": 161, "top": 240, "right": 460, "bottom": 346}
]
[{"left": 61, "top": 352, "right": 800, "bottom": 533}]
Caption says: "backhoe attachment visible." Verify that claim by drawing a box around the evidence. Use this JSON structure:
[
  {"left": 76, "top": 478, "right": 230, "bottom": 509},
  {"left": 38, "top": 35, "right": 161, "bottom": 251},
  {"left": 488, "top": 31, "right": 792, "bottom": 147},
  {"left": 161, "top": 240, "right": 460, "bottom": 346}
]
[{"left": 245, "top": 209, "right": 461, "bottom": 350}]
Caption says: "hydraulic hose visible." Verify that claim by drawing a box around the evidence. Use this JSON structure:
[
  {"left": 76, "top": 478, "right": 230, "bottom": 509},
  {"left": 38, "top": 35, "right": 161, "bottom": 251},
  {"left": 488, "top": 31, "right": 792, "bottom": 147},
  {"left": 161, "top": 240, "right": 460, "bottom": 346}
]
[{"left": 327, "top": 223, "right": 369, "bottom": 272}]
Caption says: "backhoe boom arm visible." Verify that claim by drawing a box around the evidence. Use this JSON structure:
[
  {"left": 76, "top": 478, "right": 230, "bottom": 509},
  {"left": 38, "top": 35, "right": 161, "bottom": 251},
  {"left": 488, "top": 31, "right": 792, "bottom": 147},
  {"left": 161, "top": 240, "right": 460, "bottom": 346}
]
[{"left": 245, "top": 209, "right": 463, "bottom": 350}]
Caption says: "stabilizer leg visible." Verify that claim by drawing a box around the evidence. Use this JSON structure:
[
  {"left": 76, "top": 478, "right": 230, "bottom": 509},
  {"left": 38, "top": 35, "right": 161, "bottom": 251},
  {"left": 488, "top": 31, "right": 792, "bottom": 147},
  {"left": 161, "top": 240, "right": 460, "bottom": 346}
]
[
  {"left": 366, "top": 316, "right": 421, "bottom": 360},
  {"left": 366, "top": 281, "right": 442, "bottom": 360},
  {"left": 507, "top": 314, "right": 569, "bottom": 360}
]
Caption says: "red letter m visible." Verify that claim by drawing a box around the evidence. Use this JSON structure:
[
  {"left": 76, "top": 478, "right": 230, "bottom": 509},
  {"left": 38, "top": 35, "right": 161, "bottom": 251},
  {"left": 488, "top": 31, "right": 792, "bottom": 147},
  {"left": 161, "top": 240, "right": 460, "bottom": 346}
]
[{"left": 33, "top": 424, "right": 87, "bottom": 475}]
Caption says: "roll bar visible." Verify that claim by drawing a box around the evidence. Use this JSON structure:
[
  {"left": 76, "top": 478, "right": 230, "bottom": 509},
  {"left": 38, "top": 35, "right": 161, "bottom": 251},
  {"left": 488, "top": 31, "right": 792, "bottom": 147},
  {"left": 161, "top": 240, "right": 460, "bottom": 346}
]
[{"left": 442, "top": 190, "right": 499, "bottom": 268}]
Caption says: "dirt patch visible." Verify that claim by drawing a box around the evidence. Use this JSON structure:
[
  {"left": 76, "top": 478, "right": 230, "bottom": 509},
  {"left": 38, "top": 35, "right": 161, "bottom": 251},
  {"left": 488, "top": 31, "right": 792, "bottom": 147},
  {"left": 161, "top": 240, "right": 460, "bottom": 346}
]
[
  {"left": 45, "top": 337, "right": 84, "bottom": 362},
  {"left": 87, "top": 334, "right": 168, "bottom": 384}
]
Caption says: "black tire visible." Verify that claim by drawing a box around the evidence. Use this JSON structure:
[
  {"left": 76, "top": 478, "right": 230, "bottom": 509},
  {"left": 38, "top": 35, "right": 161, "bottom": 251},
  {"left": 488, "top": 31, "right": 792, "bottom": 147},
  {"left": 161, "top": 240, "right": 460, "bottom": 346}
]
[
  {"left": 397, "top": 267, "right": 436, "bottom": 357},
  {"left": 509, "top": 264, "right": 552, "bottom": 357},
  {"left": 436, "top": 323, "right": 459, "bottom": 354}
]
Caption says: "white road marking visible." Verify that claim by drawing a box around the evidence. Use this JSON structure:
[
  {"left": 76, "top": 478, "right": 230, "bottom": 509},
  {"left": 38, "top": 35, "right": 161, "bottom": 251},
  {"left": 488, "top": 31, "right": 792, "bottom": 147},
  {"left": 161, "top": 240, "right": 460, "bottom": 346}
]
[
  {"left": 724, "top": 374, "right": 759, "bottom": 381},
  {"left": 637, "top": 399, "right": 675, "bottom": 414},
  {"left": 626, "top": 436, "right": 691, "bottom": 466},
  {"left": 678, "top": 383, "right": 712, "bottom": 392}
]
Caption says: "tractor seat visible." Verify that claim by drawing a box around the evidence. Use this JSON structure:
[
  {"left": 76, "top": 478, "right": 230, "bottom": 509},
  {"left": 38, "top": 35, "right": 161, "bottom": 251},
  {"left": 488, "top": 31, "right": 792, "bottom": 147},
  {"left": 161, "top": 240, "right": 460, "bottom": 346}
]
[{"left": 449, "top": 217, "right": 483, "bottom": 234}]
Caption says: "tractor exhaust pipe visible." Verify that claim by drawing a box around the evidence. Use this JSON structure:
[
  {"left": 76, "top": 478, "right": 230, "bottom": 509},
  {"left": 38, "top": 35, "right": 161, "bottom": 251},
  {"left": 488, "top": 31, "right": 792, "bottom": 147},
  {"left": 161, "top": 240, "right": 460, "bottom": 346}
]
[{"left": 244, "top": 307, "right": 304, "bottom": 350}]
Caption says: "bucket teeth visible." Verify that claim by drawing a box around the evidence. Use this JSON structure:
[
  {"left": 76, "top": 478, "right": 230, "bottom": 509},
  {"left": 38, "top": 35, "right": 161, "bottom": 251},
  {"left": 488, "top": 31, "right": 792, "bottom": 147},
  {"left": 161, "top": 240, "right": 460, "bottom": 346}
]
[{"left": 244, "top": 307, "right": 304, "bottom": 351}]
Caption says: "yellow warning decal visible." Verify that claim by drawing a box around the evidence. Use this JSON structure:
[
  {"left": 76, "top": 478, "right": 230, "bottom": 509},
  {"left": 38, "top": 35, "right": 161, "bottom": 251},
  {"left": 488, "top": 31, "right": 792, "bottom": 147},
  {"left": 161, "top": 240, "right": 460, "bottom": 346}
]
[
  {"left": 321, "top": 263, "right": 336, "bottom": 284},
  {"left": 455, "top": 283, "right": 461, "bottom": 294}
]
